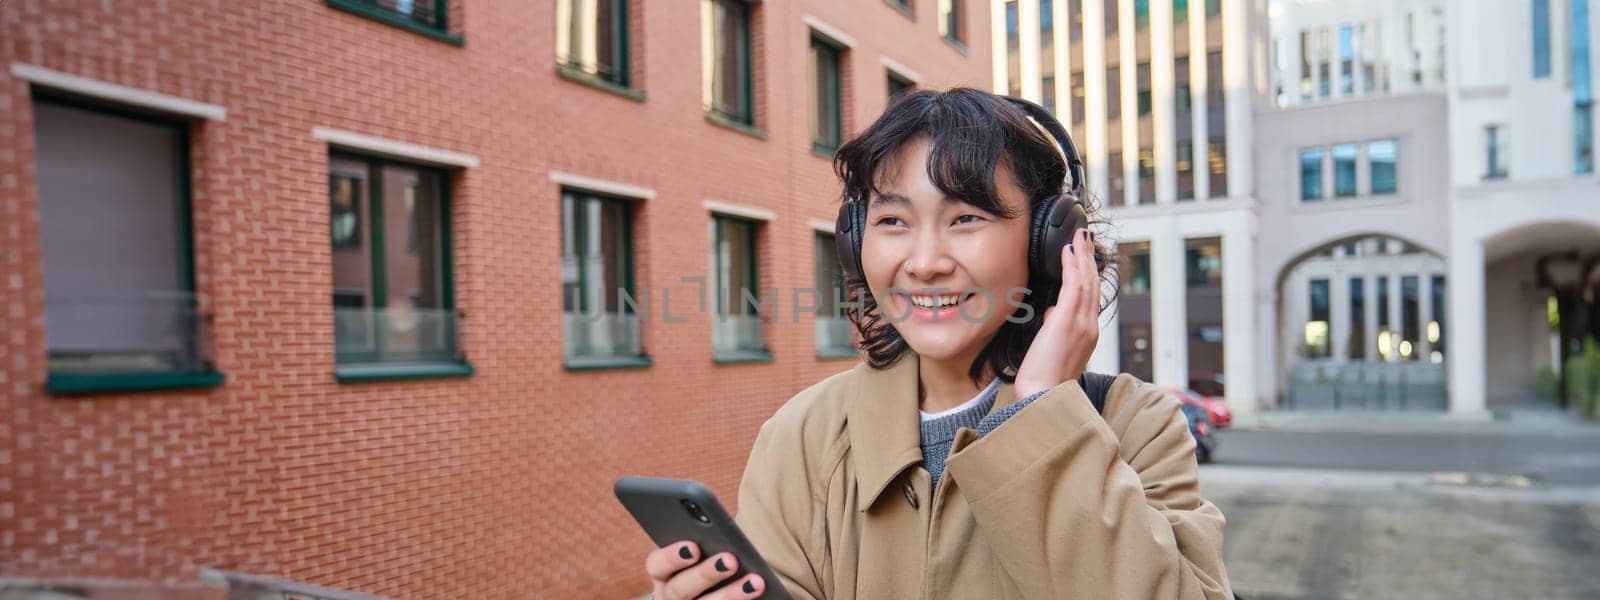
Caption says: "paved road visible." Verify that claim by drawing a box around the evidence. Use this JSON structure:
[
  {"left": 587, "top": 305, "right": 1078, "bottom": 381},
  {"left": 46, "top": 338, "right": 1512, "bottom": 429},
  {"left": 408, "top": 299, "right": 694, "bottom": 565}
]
[
  {"left": 1210, "top": 428, "right": 1600, "bottom": 485},
  {"left": 1205, "top": 467, "right": 1600, "bottom": 600}
]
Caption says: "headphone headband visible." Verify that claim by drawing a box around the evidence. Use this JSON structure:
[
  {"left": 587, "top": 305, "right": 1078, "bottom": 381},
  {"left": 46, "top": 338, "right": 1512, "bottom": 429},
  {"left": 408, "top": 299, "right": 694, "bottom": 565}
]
[{"left": 1000, "top": 96, "right": 1086, "bottom": 198}]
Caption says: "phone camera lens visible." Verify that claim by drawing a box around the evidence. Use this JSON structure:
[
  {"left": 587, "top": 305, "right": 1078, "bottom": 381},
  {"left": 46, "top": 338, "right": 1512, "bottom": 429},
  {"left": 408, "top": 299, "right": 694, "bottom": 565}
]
[{"left": 681, "top": 499, "right": 712, "bottom": 524}]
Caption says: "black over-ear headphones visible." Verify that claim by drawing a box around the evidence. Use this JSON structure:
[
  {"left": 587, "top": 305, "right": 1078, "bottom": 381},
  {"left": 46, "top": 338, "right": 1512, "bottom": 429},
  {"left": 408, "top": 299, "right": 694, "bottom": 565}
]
[{"left": 833, "top": 95, "right": 1090, "bottom": 286}]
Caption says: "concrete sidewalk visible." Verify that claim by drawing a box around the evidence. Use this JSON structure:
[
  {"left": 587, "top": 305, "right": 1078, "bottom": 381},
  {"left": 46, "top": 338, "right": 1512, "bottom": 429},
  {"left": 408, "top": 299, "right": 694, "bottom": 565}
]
[{"left": 1229, "top": 407, "right": 1600, "bottom": 435}]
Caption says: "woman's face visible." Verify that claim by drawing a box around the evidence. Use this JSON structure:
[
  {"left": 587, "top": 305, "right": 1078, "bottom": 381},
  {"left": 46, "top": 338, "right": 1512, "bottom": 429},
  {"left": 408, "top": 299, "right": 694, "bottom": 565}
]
[{"left": 860, "top": 136, "right": 1033, "bottom": 366}]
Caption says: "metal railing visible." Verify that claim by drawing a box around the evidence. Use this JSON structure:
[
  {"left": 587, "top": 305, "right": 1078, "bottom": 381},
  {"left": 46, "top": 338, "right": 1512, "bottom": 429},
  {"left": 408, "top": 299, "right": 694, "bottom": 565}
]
[
  {"left": 334, "top": 306, "right": 461, "bottom": 364},
  {"left": 45, "top": 290, "right": 213, "bottom": 373}
]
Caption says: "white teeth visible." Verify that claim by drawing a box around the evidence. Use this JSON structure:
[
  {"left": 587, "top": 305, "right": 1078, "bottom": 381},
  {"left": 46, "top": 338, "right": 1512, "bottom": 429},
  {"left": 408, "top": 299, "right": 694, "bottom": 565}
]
[{"left": 909, "top": 295, "right": 961, "bottom": 308}]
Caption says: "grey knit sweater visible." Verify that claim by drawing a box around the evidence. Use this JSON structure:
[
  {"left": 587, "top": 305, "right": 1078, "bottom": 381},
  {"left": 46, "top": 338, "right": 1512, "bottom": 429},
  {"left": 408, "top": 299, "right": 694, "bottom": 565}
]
[{"left": 919, "top": 382, "right": 1051, "bottom": 489}]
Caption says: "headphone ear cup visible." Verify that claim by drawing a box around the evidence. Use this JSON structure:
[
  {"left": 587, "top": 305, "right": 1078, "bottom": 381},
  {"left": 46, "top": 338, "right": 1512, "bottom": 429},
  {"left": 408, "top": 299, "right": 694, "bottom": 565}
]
[
  {"left": 1032, "top": 195, "right": 1089, "bottom": 281},
  {"left": 834, "top": 200, "right": 868, "bottom": 284}
]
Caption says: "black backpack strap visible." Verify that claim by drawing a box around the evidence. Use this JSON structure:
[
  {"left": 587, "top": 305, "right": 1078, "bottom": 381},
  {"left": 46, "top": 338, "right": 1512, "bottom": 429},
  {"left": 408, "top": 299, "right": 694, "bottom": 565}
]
[{"left": 1077, "top": 372, "right": 1116, "bottom": 414}]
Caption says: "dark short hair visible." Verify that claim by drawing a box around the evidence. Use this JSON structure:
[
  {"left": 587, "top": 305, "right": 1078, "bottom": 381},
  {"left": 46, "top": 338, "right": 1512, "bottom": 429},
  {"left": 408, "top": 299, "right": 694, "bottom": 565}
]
[{"left": 832, "top": 88, "right": 1115, "bottom": 385}]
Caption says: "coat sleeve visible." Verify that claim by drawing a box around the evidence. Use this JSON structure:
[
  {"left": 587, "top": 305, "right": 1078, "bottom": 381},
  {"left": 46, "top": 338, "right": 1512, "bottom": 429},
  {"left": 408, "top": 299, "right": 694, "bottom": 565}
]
[
  {"left": 733, "top": 416, "right": 830, "bottom": 600},
  {"left": 943, "top": 379, "right": 1233, "bottom": 599}
]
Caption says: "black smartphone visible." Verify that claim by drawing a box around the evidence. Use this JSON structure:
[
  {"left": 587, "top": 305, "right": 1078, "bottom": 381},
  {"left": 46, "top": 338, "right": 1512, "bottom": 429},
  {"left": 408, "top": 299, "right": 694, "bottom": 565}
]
[{"left": 614, "top": 476, "right": 792, "bottom": 600}]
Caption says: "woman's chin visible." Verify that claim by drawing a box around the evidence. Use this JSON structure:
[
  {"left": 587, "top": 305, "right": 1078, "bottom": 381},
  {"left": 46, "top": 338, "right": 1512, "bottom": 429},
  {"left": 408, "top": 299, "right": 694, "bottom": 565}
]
[{"left": 901, "top": 331, "right": 984, "bottom": 363}]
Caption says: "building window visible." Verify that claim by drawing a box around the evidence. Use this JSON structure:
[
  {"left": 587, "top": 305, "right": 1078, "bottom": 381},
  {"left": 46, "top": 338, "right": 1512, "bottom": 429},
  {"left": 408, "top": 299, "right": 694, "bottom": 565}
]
[
  {"left": 703, "top": 0, "right": 753, "bottom": 126},
  {"left": 1137, "top": 147, "right": 1155, "bottom": 205},
  {"left": 939, "top": 0, "right": 963, "bottom": 44},
  {"left": 1368, "top": 139, "right": 1397, "bottom": 194},
  {"left": 889, "top": 0, "right": 915, "bottom": 18},
  {"left": 326, "top": 0, "right": 459, "bottom": 44},
  {"left": 1135, "top": 0, "right": 1150, "bottom": 29},
  {"left": 1484, "top": 124, "right": 1509, "bottom": 179},
  {"left": 711, "top": 216, "right": 768, "bottom": 360},
  {"left": 1299, "top": 147, "right": 1324, "bottom": 200},
  {"left": 557, "top": 0, "right": 630, "bottom": 88},
  {"left": 1006, "top": 0, "right": 1021, "bottom": 96},
  {"left": 562, "top": 190, "right": 643, "bottom": 366},
  {"left": 1043, "top": 76, "right": 1057, "bottom": 115},
  {"left": 1136, "top": 62, "right": 1152, "bottom": 116},
  {"left": 1118, "top": 241, "right": 1153, "bottom": 382},
  {"left": 1349, "top": 276, "right": 1366, "bottom": 360},
  {"left": 1534, "top": 0, "right": 1552, "bottom": 78},
  {"left": 34, "top": 98, "right": 220, "bottom": 390},
  {"left": 888, "top": 70, "right": 915, "bottom": 101},
  {"left": 1332, "top": 143, "right": 1358, "bottom": 197},
  {"left": 1429, "top": 275, "right": 1446, "bottom": 363},
  {"left": 1207, "top": 49, "right": 1228, "bottom": 197},
  {"left": 814, "top": 233, "right": 854, "bottom": 357},
  {"left": 1578, "top": 104, "right": 1595, "bottom": 174},
  {"left": 1317, "top": 28, "right": 1332, "bottom": 99},
  {"left": 1070, "top": 71, "right": 1086, "bottom": 127},
  {"left": 1186, "top": 237, "right": 1225, "bottom": 394},
  {"left": 1338, "top": 25, "right": 1354, "bottom": 95},
  {"left": 330, "top": 154, "right": 460, "bottom": 368},
  {"left": 1400, "top": 275, "right": 1420, "bottom": 361},
  {"left": 1306, "top": 278, "right": 1331, "bottom": 359},
  {"left": 1206, "top": 0, "right": 1220, "bottom": 19},
  {"left": 810, "top": 35, "right": 844, "bottom": 154},
  {"left": 1376, "top": 275, "right": 1391, "bottom": 360},
  {"left": 1177, "top": 144, "right": 1195, "bottom": 202},
  {"left": 1299, "top": 31, "right": 1314, "bottom": 102},
  {"left": 1174, "top": 0, "right": 1188, "bottom": 24},
  {"left": 1107, "top": 151, "right": 1126, "bottom": 207}
]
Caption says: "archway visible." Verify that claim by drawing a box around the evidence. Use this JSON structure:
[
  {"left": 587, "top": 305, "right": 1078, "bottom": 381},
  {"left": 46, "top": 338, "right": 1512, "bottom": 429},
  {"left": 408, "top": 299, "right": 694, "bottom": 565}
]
[
  {"left": 1480, "top": 221, "right": 1600, "bottom": 412},
  {"left": 1274, "top": 234, "right": 1447, "bottom": 411}
]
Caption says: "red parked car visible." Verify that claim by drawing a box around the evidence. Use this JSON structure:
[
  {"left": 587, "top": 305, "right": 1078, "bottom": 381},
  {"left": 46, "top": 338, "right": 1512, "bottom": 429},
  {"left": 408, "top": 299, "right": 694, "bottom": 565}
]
[{"left": 1162, "top": 386, "right": 1232, "bottom": 428}]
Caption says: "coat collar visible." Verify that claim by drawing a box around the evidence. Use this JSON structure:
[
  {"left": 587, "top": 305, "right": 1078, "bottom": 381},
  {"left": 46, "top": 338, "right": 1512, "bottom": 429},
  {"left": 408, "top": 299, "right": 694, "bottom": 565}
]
[{"left": 845, "top": 350, "right": 1017, "bottom": 512}]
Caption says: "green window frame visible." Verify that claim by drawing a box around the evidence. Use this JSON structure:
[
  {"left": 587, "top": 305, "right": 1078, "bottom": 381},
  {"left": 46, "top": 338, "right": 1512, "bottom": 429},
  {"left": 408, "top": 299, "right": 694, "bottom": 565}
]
[
  {"left": 939, "top": 0, "right": 962, "bottom": 43},
  {"left": 814, "top": 232, "right": 855, "bottom": 358},
  {"left": 703, "top": 0, "right": 755, "bottom": 127},
  {"left": 329, "top": 152, "right": 467, "bottom": 379},
  {"left": 888, "top": 70, "right": 915, "bottom": 101},
  {"left": 888, "top": 0, "right": 916, "bottom": 20},
  {"left": 325, "top": 0, "right": 462, "bottom": 46},
  {"left": 556, "top": 0, "right": 633, "bottom": 91},
  {"left": 33, "top": 94, "right": 224, "bottom": 394},
  {"left": 561, "top": 189, "right": 649, "bottom": 370},
  {"left": 711, "top": 215, "right": 771, "bottom": 363},
  {"left": 811, "top": 35, "right": 844, "bottom": 155}
]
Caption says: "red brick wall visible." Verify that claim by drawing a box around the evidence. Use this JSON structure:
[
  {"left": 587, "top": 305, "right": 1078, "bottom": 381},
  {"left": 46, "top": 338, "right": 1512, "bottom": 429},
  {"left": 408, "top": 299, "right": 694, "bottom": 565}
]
[{"left": 0, "top": 0, "right": 991, "bottom": 597}]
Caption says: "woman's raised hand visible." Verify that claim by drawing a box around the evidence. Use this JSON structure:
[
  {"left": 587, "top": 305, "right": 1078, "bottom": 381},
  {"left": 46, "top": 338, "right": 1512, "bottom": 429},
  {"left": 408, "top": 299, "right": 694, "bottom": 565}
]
[
  {"left": 1013, "top": 228, "right": 1101, "bottom": 400},
  {"left": 644, "top": 541, "right": 767, "bottom": 599}
]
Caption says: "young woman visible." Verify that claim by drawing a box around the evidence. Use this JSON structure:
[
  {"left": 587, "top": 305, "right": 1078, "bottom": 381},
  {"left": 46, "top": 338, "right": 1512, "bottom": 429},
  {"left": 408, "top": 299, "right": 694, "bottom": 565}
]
[{"left": 642, "top": 89, "right": 1233, "bottom": 599}]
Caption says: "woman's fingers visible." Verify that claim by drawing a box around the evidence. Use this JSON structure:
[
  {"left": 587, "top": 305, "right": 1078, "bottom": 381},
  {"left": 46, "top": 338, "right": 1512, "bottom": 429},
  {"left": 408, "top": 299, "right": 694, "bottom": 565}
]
[
  {"left": 661, "top": 552, "right": 742, "bottom": 600},
  {"left": 1074, "top": 229, "right": 1098, "bottom": 321},
  {"left": 645, "top": 541, "right": 700, "bottom": 583},
  {"left": 703, "top": 573, "right": 767, "bottom": 599}
]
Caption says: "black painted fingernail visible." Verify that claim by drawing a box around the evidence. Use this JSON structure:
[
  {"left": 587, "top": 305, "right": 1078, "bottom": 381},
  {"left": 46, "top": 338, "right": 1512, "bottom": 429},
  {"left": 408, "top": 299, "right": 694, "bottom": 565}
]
[
  {"left": 743, "top": 580, "right": 757, "bottom": 594},
  {"left": 715, "top": 557, "right": 729, "bottom": 572},
  {"left": 679, "top": 545, "right": 693, "bottom": 560},
  {"left": 1067, "top": 243, "right": 1076, "bottom": 255}
]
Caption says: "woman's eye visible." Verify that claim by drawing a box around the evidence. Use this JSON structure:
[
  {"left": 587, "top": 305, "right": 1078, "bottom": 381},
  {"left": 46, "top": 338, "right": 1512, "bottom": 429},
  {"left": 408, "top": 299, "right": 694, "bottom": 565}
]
[
  {"left": 953, "top": 214, "right": 985, "bottom": 226},
  {"left": 873, "top": 216, "right": 905, "bottom": 227}
]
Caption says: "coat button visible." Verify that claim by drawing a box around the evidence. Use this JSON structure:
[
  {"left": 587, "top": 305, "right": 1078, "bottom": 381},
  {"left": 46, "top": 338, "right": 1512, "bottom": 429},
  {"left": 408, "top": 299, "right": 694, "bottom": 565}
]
[{"left": 902, "top": 481, "right": 919, "bottom": 509}]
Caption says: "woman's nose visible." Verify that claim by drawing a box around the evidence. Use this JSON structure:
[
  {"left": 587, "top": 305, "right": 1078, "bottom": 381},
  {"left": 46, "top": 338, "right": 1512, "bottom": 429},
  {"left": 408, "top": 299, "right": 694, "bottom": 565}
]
[{"left": 903, "top": 234, "right": 956, "bottom": 280}]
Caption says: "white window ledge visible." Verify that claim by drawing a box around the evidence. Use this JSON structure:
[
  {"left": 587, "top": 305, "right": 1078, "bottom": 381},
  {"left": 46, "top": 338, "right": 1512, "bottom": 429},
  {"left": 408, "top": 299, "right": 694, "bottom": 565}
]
[
  {"left": 312, "top": 127, "right": 479, "bottom": 169},
  {"left": 550, "top": 171, "right": 657, "bottom": 200},
  {"left": 11, "top": 63, "right": 227, "bottom": 121}
]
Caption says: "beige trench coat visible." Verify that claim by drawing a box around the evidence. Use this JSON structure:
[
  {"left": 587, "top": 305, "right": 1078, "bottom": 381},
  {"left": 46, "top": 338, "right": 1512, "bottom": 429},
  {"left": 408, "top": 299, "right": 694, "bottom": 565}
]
[{"left": 733, "top": 352, "right": 1233, "bottom": 599}]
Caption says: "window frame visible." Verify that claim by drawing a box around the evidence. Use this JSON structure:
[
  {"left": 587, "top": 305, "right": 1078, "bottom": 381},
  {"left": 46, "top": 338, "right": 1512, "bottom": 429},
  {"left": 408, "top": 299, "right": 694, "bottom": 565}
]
[
  {"left": 1331, "top": 142, "right": 1358, "bottom": 197},
  {"left": 704, "top": 0, "right": 757, "bottom": 129},
  {"left": 1367, "top": 138, "right": 1398, "bottom": 195},
  {"left": 561, "top": 188, "right": 649, "bottom": 370},
  {"left": 939, "top": 0, "right": 963, "bottom": 45},
  {"left": 556, "top": 0, "right": 636, "bottom": 95},
  {"left": 887, "top": 0, "right": 916, "bottom": 21},
  {"left": 813, "top": 231, "right": 856, "bottom": 359},
  {"left": 325, "top": 0, "right": 463, "bottom": 46},
  {"left": 1299, "top": 146, "right": 1325, "bottom": 201},
  {"left": 329, "top": 151, "right": 463, "bottom": 373},
  {"left": 1484, "top": 124, "right": 1509, "bottom": 180},
  {"left": 710, "top": 214, "right": 772, "bottom": 363},
  {"left": 34, "top": 93, "right": 225, "bottom": 394},
  {"left": 810, "top": 35, "right": 845, "bottom": 156}
]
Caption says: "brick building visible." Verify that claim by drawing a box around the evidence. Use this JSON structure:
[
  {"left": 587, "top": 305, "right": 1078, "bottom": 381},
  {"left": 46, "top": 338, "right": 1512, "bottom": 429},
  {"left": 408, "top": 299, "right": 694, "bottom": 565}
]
[{"left": 0, "top": 0, "right": 991, "bottom": 597}]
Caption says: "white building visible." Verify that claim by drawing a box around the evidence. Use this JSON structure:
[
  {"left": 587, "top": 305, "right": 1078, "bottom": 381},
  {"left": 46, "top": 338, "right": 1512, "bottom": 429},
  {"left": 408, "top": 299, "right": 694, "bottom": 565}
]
[{"left": 997, "top": 0, "right": 1600, "bottom": 419}]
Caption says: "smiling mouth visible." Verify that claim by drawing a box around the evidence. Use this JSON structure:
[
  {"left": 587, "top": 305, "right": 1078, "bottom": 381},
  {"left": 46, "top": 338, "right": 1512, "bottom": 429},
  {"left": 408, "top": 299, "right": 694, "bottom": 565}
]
[{"left": 900, "top": 290, "right": 980, "bottom": 318}]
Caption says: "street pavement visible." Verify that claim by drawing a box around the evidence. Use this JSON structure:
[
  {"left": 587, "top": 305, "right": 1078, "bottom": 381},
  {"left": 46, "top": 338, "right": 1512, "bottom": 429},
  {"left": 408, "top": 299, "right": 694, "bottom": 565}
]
[{"left": 1202, "top": 410, "right": 1600, "bottom": 599}]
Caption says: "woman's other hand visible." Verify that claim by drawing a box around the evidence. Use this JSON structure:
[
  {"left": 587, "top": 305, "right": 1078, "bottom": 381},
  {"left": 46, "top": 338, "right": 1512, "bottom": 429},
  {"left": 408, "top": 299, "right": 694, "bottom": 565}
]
[
  {"left": 1013, "top": 228, "right": 1101, "bottom": 399},
  {"left": 645, "top": 541, "right": 767, "bottom": 599}
]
